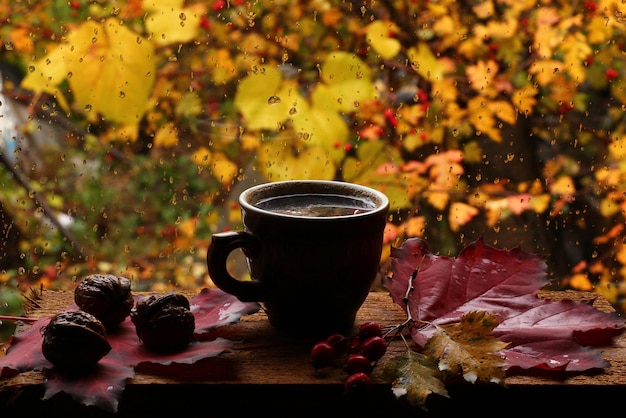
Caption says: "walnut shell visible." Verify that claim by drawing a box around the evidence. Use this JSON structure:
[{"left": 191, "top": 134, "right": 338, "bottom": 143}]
[
  {"left": 130, "top": 293, "right": 195, "bottom": 352},
  {"left": 74, "top": 274, "right": 134, "bottom": 329},
  {"left": 42, "top": 310, "right": 112, "bottom": 373}
]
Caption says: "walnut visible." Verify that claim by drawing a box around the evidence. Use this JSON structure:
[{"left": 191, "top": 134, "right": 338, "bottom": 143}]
[
  {"left": 74, "top": 274, "right": 134, "bottom": 330},
  {"left": 41, "top": 310, "right": 111, "bottom": 373},
  {"left": 130, "top": 293, "right": 195, "bottom": 352}
]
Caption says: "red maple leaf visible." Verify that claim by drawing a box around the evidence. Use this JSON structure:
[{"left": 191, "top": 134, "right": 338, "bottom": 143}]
[
  {"left": 0, "top": 288, "right": 259, "bottom": 412},
  {"left": 384, "top": 237, "right": 625, "bottom": 373}
]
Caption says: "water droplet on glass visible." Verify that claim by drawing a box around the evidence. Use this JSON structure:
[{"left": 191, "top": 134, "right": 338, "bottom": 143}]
[
  {"left": 84, "top": 104, "right": 92, "bottom": 112},
  {"left": 268, "top": 95, "right": 281, "bottom": 104},
  {"left": 119, "top": 91, "right": 125, "bottom": 98},
  {"left": 28, "top": 65, "right": 35, "bottom": 73},
  {"left": 289, "top": 107, "right": 297, "bottom": 115}
]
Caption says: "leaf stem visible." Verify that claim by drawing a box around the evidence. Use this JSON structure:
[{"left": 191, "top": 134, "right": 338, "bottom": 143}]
[{"left": 0, "top": 315, "right": 38, "bottom": 324}]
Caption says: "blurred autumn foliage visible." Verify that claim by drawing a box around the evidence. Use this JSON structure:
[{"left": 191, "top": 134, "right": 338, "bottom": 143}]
[{"left": 2, "top": 0, "right": 626, "bottom": 341}]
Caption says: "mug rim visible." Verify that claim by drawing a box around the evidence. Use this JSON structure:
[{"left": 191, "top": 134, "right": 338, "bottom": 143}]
[{"left": 238, "top": 180, "right": 389, "bottom": 220}]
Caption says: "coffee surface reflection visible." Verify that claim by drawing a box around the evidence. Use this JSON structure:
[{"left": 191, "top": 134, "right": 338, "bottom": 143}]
[{"left": 255, "top": 193, "right": 376, "bottom": 217}]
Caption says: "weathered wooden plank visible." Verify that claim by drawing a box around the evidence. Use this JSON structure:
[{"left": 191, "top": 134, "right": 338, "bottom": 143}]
[{"left": 1, "top": 289, "right": 625, "bottom": 417}]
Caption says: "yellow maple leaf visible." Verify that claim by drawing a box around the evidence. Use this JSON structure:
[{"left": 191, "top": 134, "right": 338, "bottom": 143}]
[
  {"left": 529, "top": 59, "right": 564, "bottom": 87},
  {"left": 608, "top": 133, "right": 626, "bottom": 160},
  {"left": 408, "top": 42, "right": 444, "bottom": 83},
  {"left": 448, "top": 202, "right": 479, "bottom": 232},
  {"left": 568, "top": 273, "right": 594, "bottom": 291},
  {"left": 472, "top": 0, "right": 494, "bottom": 18},
  {"left": 488, "top": 100, "right": 516, "bottom": 125},
  {"left": 21, "top": 18, "right": 156, "bottom": 126},
  {"left": 512, "top": 85, "right": 538, "bottom": 116},
  {"left": 319, "top": 51, "right": 375, "bottom": 113},
  {"left": 206, "top": 48, "right": 237, "bottom": 84},
  {"left": 233, "top": 66, "right": 298, "bottom": 130},
  {"left": 533, "top": 7, "right": 561, "bottom": 58},
  {"left": 587, "top": 15, "right": 612, "bottom": 44},
  {"left": 191, "top": 146, "right": 212, "bottom": 167},
  {"left": 466, "top": 60, "right": 499, "bottom": 95},
  {"left": 9, "top": 26, "right": 34, "bottom": 54},
  {"left": 467, "top": 96, "right": 501, "bottom": 142},
  {"left": 211, "top": 152, "right": 239, "bottom": 186},
  {"left": 550, "top": 176, "right": 576, "bottom": 196},
  {"left": 291, "top": 84, "right": 349, "bottom": 164},
  {"left": 484, "top": 198, "right": 509, "bottom": 226},
  {"left": 366, "top": 20, "right": 402, "bottom": 60},
  {"left": 153, "top": 122, "right": 179, "bottom": 148},
  {"left": 143, "top": 0, "right": 205, "bottom": 46},
  {"left": 257, "top": 132, "right": 336, "bottom": 181},
  {"left": 529, "top": 194, "right": 551, "bottom": 214},
  {"left": 560, "top": 32, "right": 591, "bottom": 83},
  {"left": 402, "top": 216, "right": 426, "bottom": 237}
]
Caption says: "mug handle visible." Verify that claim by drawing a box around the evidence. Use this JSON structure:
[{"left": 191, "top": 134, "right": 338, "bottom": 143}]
[{"left": 206, "top": 231, "right": 265, "bottom": 302}]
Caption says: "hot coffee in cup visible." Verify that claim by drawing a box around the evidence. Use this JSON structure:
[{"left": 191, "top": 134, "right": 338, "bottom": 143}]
[{"left": 206, "top": 180, "right": 389, "bottom": 337}]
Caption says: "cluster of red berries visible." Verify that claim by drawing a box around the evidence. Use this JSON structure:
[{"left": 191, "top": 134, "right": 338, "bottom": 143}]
[{"left": 309, "top": 321, "right": 387, "bottom": 394}]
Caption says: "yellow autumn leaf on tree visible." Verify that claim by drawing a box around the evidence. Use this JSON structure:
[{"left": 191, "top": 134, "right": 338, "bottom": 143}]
[
  {"left": 529, "top": 194, "right": 551, "bottom": 214},
  {"left": 472, "top": 0, "right": 494, "bottom": 19},
  {"left": 234, "top": 66, "right": 299, "bottom": 130},
  {"left": 257, "top": 131, "right": 336, "bottom": 181},
  {"left": 206, "top": 48, "right": 237, "bottom": 84},
  {"left": 561, "top": 32, "right": 591, "bottom": 83},
  {"left": 512, "top": 85, "right": 538, "bottom": 115},
  {"left": 366, "top": 20, "right": 401, "bottom": 60},
  {"left": 319, "top": 51, "right": 375, "bottom": 113},
  {"left": 529, "top": 59, "right": 564, "bottom": 87},
  {"left": 21, "top": 18, "right": 156, "bottom": 126},
  {"left": 408, "top": 42, "right": 444, "bottom": 82},
  {"left": 291, "top": 85, "right": 349, "bottom": 165},
  {"left": 467, "top": 96, "right": 501, "bottom": 142},
  {"left": 143, "top": 0, "right": 205, "bottom": 46},
  {"left": 489, "top": 100, "right": 517, "bottom": 125},
  {"left": 550, "top": 176, "right": 576, "bottom": 196},
  {"left": 608, "top": 133, "right": 626, "bottom": 160},
  {"left": 211, "top": 152, "right": 238, "bottom": 186},
  {"left": 466, "top": 60, "right": 498, "bottom": 95},
  {"left": 191, "top": 147, "right": 212, "bottom": 167},
  {"left": 153, "top": 122, "right": 179, "bottom": 148},
  {"left": 448, "top": 202, "right": 479, "bottom": 232}
]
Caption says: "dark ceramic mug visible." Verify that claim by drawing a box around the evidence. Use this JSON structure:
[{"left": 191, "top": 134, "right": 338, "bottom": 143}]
[{"left": 206, "top": 180, "right": 389, "bottom": 337}]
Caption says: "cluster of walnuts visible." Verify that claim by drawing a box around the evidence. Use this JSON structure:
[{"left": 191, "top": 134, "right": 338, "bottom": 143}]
[{"left": 41, "top": 274, "right": 195, "bottom": 374}]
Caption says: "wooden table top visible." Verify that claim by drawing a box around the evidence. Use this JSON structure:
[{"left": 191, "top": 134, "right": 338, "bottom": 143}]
[{"left": 1, "top": 289, "right": 625, "bottom": 417}]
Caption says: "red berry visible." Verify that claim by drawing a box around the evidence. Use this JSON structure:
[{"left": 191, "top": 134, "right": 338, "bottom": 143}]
[
  {"left": 325, "top": 333, "right": 348, "bottom": 357},
  {"left": 346, "top": 336, "right": 362, "bottom": 354},
  {"left": 344, "top": 354, "right": 373, "bottom": 375},
  {"left": 310, "top": 341, "right": 334, "bottom": 369},
  {"left": 358, "top": 321, "right": 382, "bottom": 340},
  {"left": 360, "top": 336, "right": 387, "bottom": 361},
  {"left": 606, "top": 68, "right": 619, "bottom": 81},
  {"left": 344, "top": 372, "right": 372, "bottom": 394},
  {"left": 212, "top": 0, "right": 226, "bottom": 11}
]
